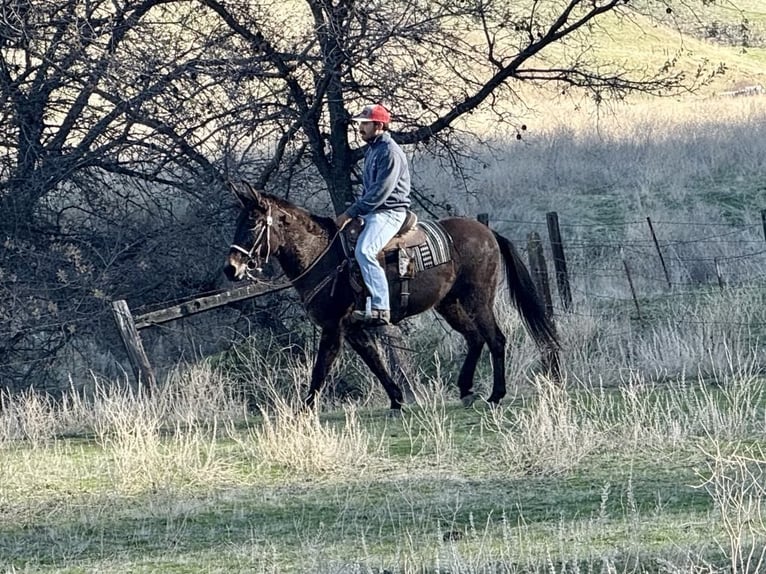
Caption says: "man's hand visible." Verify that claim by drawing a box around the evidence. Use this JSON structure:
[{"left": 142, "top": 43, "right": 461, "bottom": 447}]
[{"left": 335, "top": 213, "right": 351, "bottom": 230}]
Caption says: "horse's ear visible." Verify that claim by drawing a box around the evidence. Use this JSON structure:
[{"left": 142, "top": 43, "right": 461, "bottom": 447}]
[
  {"left": 229, "top": 181, "right": 248, "bottom": 207},
  {"left": 230, "top": 181, "right": 264, "bottom": 208},
  {"left": 243, "top": 182, "right": 264, "bottom": 206}
]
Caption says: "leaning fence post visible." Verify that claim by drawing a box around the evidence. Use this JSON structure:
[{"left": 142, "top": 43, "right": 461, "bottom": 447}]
[
  {"left": 646, "top": 216, "right": 671, "bottom": 289},
  {"left": 620, "top": 247, "right": 642, "bottom": 321},
  {"left": 545, "top": 211, "right": 572, "bottom": 311},
  {"left": 714, "top": 257, "right": 726, "bottom": 292},
  {"left": 527, "top": 232, "right": 554, "bottom": 319},
  {"left": 111, "top": 299, "right": 157, "bottom": 393}
]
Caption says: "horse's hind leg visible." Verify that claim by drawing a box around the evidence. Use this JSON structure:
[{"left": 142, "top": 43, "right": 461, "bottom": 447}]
[
  {"left": 305, "top": 326, "right": 342, "bottom": 409},
  {"left": 476, "top": 310, "right": 507, "bottom": 404},
  {"left": 456, "top": 337, "right": 484, "bottom": 407},
  {"left": 435, "top": 299, "right": 485, "bottom": 405},
  {"left": 345, "top": 326, "right": 405, "bottom": 412},
  {"left": 438, "top": 296, "right": 508, "bottom": 405},
  {"left": 543, "top": 346, "right": 561, "bottom": 382}
]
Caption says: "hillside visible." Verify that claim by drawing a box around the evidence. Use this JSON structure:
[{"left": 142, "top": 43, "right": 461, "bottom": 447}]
[{"left": 593, "top": 3, "right": 766, "bottom": 95}]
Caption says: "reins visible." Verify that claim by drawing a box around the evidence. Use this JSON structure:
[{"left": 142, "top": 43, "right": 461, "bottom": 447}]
[{"left": 288, "top": 223, "right": 350, "bottom": 306}]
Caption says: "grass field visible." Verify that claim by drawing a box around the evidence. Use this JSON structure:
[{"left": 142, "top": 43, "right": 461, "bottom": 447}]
[
  {"left": 3, "top": 267, "right": 765, "bottom": 573},
  {"left": 6, "top": 95, "right": 766, "bottom": 574},
  {"left": 2, "top": 277, "right": 766, "bottom": 571},
  {"left": 2, "top": 372, "right": 766, "bottom": 572}
]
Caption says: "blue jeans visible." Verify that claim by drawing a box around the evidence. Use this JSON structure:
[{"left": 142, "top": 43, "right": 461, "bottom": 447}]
[{"left": 355, "top": 209, "right": 406, "bottom": 311}]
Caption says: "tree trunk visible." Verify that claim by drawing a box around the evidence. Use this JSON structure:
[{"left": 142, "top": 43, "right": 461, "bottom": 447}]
[{"left": 0, "top": 178, "right": 39, "bottom": 239}]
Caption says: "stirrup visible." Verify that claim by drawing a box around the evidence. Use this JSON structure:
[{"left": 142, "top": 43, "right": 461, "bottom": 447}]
[{"left": 350, "top": 308, "right": 390, "bottom": 326}]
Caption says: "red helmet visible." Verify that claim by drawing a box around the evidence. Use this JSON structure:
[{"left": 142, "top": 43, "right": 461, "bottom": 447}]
[{"left": 352, "top": 104, "right": 391, "bottom": 124}]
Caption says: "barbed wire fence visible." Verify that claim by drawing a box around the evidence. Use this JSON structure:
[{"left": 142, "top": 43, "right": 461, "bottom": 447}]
[{"left": 488, "top": 210, "right": 766, "bottom": 323}]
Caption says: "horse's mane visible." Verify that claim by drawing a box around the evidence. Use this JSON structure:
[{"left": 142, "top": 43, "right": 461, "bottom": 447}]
[{"left": 262, "top": 192, "right": 337, "bottom": 236}]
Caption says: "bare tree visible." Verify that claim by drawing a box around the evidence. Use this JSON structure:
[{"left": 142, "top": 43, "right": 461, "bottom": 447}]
[
  {"left": 0, "top": 0, "right": 237, "bottom": 233},
  {"left": 195, "top": 0, "right": 732, "bottom": 213},
  {"left": 0, "top": 0, "right": 247, "bottom": 390}
]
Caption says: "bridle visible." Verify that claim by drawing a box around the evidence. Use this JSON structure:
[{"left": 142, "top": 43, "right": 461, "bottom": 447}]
[
  {"left": 229, "top": 200, "right": 349, "bottom": 305},
  {"left": 230, "top": 204, "right": 273, "bottom": 278}
]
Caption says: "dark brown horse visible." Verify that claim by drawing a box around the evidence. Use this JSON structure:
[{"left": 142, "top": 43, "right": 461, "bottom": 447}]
[{"left": 223, "top": 184, "right": 560, "bottom": 412}]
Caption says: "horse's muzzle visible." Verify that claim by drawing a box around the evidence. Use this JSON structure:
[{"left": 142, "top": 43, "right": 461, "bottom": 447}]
[{"left": 223, "top": 252, "right": 247, "bottom": 281}]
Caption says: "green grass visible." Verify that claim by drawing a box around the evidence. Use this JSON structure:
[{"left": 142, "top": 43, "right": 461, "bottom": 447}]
[
  {"left": 512, "top": 2, "right": 766, "bottom": 99},
  {"left": 3, "top": 377, "right": 766, "bottom": 572},
  {"left": 605, "top": 2, "right": 766, "bottom": 91}
]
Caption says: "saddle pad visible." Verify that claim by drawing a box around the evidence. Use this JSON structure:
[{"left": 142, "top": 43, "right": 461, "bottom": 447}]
[{"left": 411, "top": 220, "right": 452, "bottom": 272}]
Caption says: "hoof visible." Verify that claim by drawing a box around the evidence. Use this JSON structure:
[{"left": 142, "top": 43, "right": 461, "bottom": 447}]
[
  {"left": 486, "top": 395, "right": 504, "bottom": 406},
  {"left": 461, "top": 393, "right": 478, "bottom": 408}
]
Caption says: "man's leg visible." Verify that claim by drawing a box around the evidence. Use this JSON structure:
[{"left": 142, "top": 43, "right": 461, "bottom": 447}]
[{"left": 355, "top": 210, "right": 406, "bottom": 314}]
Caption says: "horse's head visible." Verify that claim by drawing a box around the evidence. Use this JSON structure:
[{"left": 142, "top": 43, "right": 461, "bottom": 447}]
[{"left": 224, "top": 183, "right": 282, "bottom": 281}]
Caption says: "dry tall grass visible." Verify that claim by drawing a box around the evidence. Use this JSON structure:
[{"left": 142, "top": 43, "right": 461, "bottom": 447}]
[
  {"left": 1, "top": 334, "right": 765, "bottom": 571},
  {"left": 2, "top": 94, "right": 766, "bottom": 572},
  {"left": 417, "top": 94, "right": 766, "bottom": 225}
]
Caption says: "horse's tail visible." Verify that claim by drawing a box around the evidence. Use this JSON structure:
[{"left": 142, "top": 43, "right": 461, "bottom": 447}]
[{"left": 493, "top": 231, "right": 561, "bottom": 377}]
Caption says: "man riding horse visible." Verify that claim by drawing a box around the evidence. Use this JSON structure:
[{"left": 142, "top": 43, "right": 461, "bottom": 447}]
[
  {"left": 334, "top": 103, "right": 411, "bottom": 326},
  {"left": 224, "top": 104, "right": 560, "bottom": 411}
]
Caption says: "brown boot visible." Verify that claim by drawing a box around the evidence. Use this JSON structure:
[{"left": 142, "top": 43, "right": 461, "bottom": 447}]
[{"left": 350, "top": 308, "right": 391, "bottom": 326}]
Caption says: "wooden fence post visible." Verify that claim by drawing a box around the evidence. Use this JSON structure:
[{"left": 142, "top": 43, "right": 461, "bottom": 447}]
[
  {"left": 761, "top": 209, "right": 766, "bottom": 243},
  {"left": 527, "top": 232, "right": 553, "bottom": 319},
  {"left": 110, "top": 282, "right": 291, "bottom": 391},
  {"left": 545, "top": 211, "right": 572, "bottom": 311},
  {"left": 714, "top": 257, "right": 726, "bottom": 292},
  {"left": 646, "top": 217, "right": 671, "bottom": 289},
  {"left": 620, "top": 248, "right": 642, "bottom": 321},
  {"left": 111, "top": 299, "right": 157, "bottom": 392}
]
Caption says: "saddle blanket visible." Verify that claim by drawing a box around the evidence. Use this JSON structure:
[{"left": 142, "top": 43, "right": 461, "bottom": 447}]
[{"left": 408, "top": 220, "right": 452, "bottom": 271}]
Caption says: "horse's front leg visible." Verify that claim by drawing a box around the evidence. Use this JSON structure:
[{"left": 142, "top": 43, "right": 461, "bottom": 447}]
[
  {"left": 305, "top": 326, "right": 342, "bottom": 409},
  {"left": 345, "top": 325, "right": 404, "bottom": 413}
]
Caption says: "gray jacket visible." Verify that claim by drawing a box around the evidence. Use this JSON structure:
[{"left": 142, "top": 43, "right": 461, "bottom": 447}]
[{"left": 346, "top": 132, "right": 411, "bottom": 218}]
